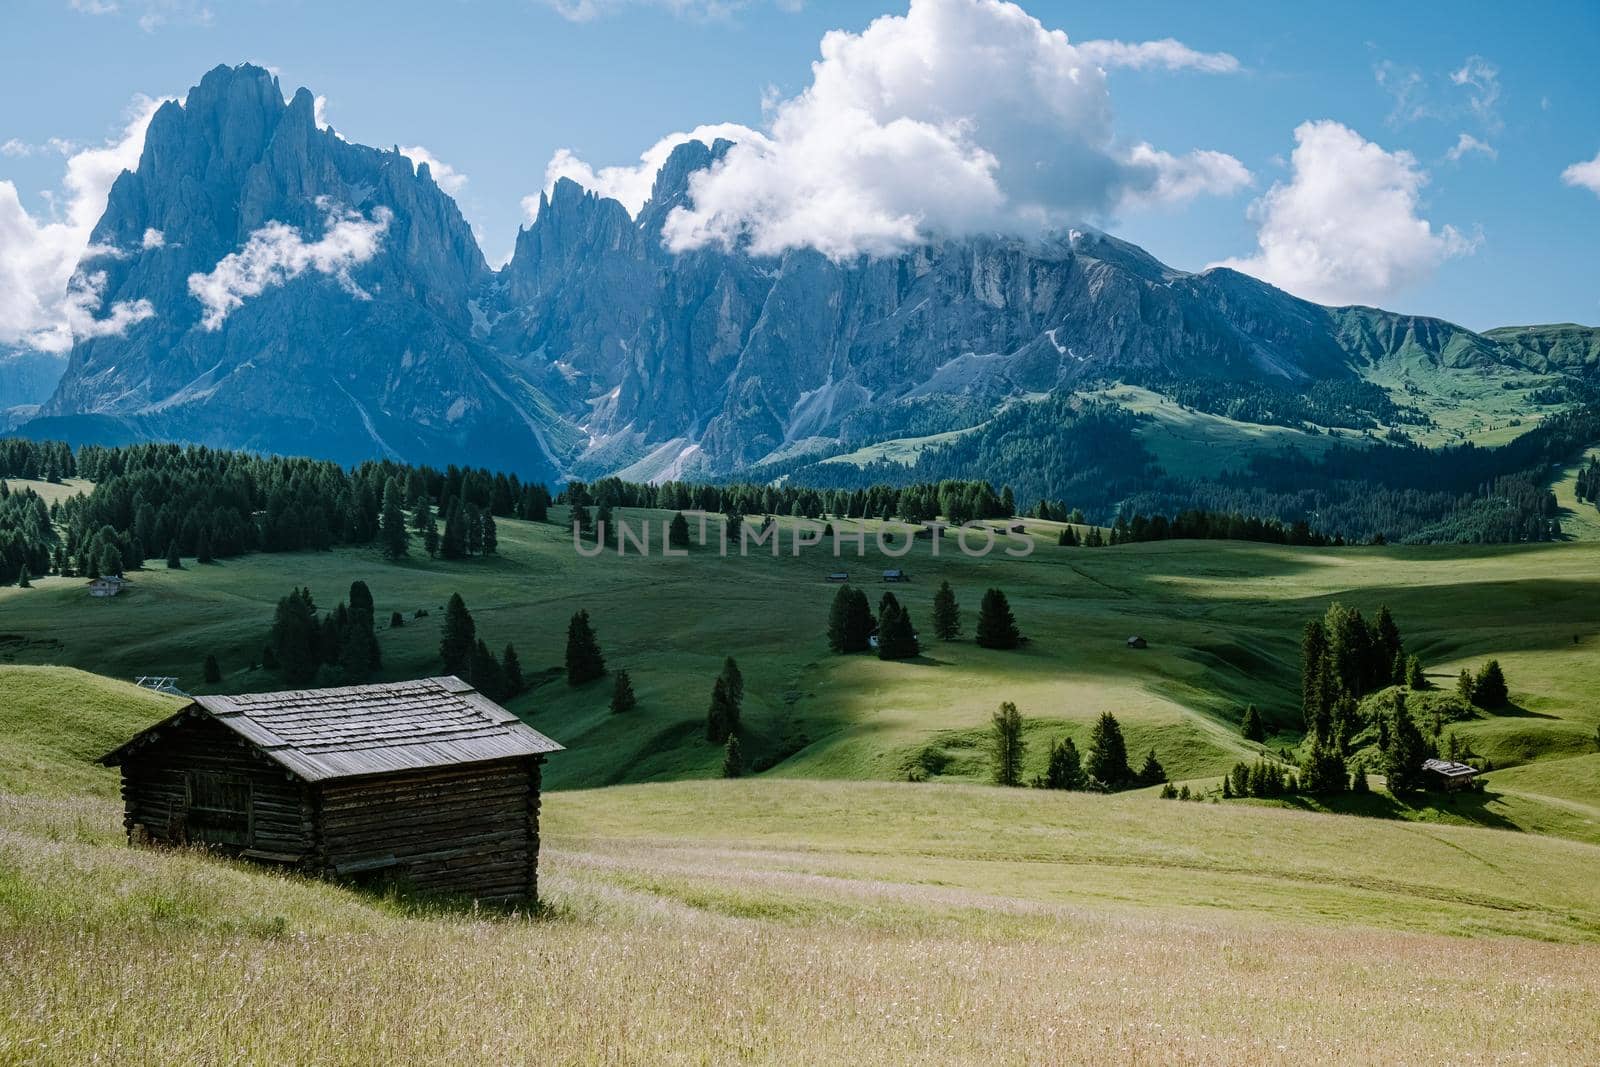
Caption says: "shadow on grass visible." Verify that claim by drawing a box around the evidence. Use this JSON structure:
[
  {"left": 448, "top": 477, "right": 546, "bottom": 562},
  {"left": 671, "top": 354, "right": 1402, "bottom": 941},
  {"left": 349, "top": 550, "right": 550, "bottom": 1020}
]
[
  {"left": 1487, "top": 701, "right": 1560, "bottom": 720},
  {"left": 1280, "top": 788, "right": 1522, "bottom": 833}
]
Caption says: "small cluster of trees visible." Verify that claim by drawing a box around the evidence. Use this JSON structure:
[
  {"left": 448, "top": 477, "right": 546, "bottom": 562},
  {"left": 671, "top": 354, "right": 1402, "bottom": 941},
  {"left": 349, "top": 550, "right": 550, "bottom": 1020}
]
[
  {"left": 440, "top": 593, "right": 525, "bottom": 702},
  {"left": 988, "top": 707, "right": 1163, "bottom": 792},
  {"left": 265, "top": 581, "right": 384, "bottom": 687},
  {"left": 707, "top": 657, "right": 744, "bottom": 750},
  {"left": 1456, "top": 659, "right": 1509, "bottom": 709},
  {"left": 828, "top": 582, "right": 1019, "bottom": 658},
  {"left": 564, "top": 610, "right": 606, "bottom": 686}
]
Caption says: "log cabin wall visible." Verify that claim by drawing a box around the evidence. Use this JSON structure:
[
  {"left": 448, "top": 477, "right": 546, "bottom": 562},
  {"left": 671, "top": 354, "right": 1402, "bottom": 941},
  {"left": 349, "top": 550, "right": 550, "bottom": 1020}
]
[
  {"left": 313, "top": 756, "right": 542, "bottom": 902},
  {"left": 117, "top": 715, "right": 312, "bottom": 858}
]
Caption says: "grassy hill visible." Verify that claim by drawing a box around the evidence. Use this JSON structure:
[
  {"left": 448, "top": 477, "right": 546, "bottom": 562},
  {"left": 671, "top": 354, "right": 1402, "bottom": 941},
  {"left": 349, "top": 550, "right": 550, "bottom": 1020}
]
[
  {"left": 3, "top": 664, "right": 1599, "bottom": 1062},
  {"left": 3, "top": 512, "right": 1599, "bottom": 821}
]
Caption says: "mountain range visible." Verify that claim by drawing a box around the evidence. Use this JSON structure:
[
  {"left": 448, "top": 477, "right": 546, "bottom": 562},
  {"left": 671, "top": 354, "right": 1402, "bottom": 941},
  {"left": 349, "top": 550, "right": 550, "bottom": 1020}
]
[{"left": 15, "top": 64, "right": 1600, "bottom": 485}]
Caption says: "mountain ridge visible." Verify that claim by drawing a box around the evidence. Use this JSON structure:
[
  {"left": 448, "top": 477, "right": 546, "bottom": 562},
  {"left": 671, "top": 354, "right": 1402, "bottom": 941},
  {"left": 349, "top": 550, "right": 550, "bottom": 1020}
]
[{"left": 21, "top": 63, "right": 1600, "bottom": 483}]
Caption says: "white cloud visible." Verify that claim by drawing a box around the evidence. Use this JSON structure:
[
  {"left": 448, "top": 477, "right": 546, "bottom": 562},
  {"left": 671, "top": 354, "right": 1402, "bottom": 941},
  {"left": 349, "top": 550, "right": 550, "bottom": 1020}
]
[
  {"left": 63, "top": 270, "right": 155, "bottom": 340},
  {"left": 1075, "top": 37, "right": 1240, "bottom": 74},
  {"left": 548, "top": 0, "right": 1247, "bottom": 259},
  {"left": 399, "top": 145, "right": 469, "bottom": 197},
  {"left": 141, "top": 227, "right": 165, "bottom": 248},
  {"left": 1444, "top": 132, "right": 1495, "bottom": 163},
  {"left": 1562, "top": 151, "right": 1600, "bottom": 197},
  {"left": 69, "top": 0, "right": 119, "bottom": 13},
  {"left": 536, "top": 122, "right": 763, "bottom": 219},
  {"left": 1212, "top": 120, "right": 1474, "bottom": 307},
  {"left": 1450, "top": 56, "right": 1502, "bottom": 134},
  {"left": 186, "top": 201, "right": 392, "bottom": 330},
  {"left": 0, "top": 94, "right": 167, "bottom": 352}
]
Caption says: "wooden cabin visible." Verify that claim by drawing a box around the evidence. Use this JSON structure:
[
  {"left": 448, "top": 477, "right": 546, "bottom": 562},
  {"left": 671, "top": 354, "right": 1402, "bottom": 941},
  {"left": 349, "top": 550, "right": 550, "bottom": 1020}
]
[
  {"left": 825, "top": 571, "right": 850, "bottom": 582},
  {"left": 99, "top": 677, "right": 563, "bottom": 903},
  {"left": 1126, "top": 635, "right": 1148, "bottom": 649},
  {"left": 88, "top": 575, "right": 129, "bottom": 597},
  {"left": 1422, "top": 758, "right": 1479, "bottom": 791},
  {"left": 882, "top": 569, "right": 908, "bottom": 582}
]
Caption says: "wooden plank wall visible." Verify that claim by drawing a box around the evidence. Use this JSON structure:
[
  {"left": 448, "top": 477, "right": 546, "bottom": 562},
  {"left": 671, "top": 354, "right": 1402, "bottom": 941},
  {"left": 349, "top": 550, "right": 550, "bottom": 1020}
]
[
  {"left": 119, "top": 715, "right": 312, "bottom": 857},
  {"left": 314, "top": 757, "right": 539, "bottom": 902}
]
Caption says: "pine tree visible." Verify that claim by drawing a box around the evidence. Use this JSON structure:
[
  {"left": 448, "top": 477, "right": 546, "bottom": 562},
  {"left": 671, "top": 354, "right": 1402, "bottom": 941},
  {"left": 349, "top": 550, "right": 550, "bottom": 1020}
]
[
  {"left": 440, "top": 593, "right": 476, "bottom": 676},
  {"left": 269, "top": 587, "right": 320, "bottom": 685},
  {"left": 1086, "top": 711, "right": 1132, "bottom": 789},
  {"left": 100, "top": 543, "right": 124, "bottom": 576},
  {"left": 1302, "top": 735, "right": 1349, "bottom": 795},
  {"left": 1406, "top": 654, "right": 1425, "bottom": 689},
  {"left": 1221, "top": 773, "right": 1233, "bottom": 799},
  {"left": 1384, "top": 698, "right": 1428, "bottom": 794},
  {"left": 1456, "top": 667, "right": 1475, "bottom": 702},
  {"left": 974, "top": 588, "right": 1020, "bottom": 649},
  {"left": 719, "top": 657, "right": 744, "bottom": 709},
  {"left": 669, "top": 511, "right": 691, "bottom": 548},
  {"left": 380, "top": 478, "right": 409, "bottom": 560},
  {"left": 610, "top": 669, "right": 637, "bottom": 714},
  {"left": 16, "top": 565, "right": 29, "bottom": 589},
  {"left": 166, "top": 540, "right": 181, "bottom": 569},
  {"left": 876, "top": 599, "right": 919, "bottom": 660},
  {"left": 1042, "top": 736, "right": 1086, "bottom": 790},
  {"left": 565, "top": 609, "right": 607, "bottom": 685},
  {"left": 1240, "top": 703, "right": 1266, "bottom": 742},
  {"left": 196, "top": 529, "right": 213, "bottom": 565},
  {"left": 1300, "top": 618, "right": 1330, "bottom": 733},
  {"left": 1472, "top": 659, "right": 1508, "bottom": 708},
  {"left": 502, "top": 644, "right": 524, "bottom": 696},
  {"left": 706, "top": 676, "right": 739, "bottom": 743},
  {"left": 989, "top": 701, "right": 1027, "bottom": 787},
  {"left": 203, "top": 653, "right": 221, "bottom": 684},
  {"left": 722, "top": 734, "right": 744, "bottom": 778},
  {"left": 1137, "top": 749, "right": 1167, "bottom": 786},
  {"left": 827, "top": 584, "right": 852, "bottom": 652},
  {"left": 931, "top": 580, "right": 962, "bottom": 640},
  {"left": 469, "top": 638, "right": 504, "bottom": 699},
  {"left": 389, "top": 611, "right": 405, "bottom": 629}
]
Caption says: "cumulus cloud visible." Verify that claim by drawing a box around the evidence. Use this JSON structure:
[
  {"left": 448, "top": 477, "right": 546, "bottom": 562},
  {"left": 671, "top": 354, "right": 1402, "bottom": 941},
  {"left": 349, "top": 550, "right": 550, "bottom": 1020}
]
[
  {"left": 546, "top": 0, "right": 1247, "bottom": 259},
  {"left": 141, "top": 227, "right": 165, "bottom": 248},
  {"left": 1561, "top": 151, "right": 1600, "bottom": 197},
  {"left": 1212, "top": 120, "right": 1475, "bottom": 307},
  {"left": 0, "top": 94, "right": 167, "bottom": 352},
  {"left": 399, "top": 145, "right": 469, "bottom": 197},
  {"left": 536, "top": 122, "right": 763, "bottom": 219},
  {"left": 186, "top": 201, "right": 392, "bottom": 330},
  {"left": 1444, "top": 132, "right": 1495, "bottom": 163}
]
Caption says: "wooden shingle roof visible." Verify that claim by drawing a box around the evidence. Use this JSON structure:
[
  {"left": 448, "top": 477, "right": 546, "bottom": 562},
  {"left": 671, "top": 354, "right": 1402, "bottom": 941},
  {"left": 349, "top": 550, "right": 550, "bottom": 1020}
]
[{"left": 100, "top": 676, "right": 562, "bottom": 782}]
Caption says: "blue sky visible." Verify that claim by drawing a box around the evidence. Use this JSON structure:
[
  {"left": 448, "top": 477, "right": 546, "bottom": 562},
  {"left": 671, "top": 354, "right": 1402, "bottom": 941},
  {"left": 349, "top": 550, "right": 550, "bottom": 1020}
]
[{"left": 2, "top": 0, "right": 1597, "bottom": 332}]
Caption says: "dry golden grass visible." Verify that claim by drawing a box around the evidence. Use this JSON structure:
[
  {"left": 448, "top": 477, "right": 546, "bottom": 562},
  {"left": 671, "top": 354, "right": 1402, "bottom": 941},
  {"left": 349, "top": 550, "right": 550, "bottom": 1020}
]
[{"left": 5, "top": 782, "right": 1600, "bottom": 1064}]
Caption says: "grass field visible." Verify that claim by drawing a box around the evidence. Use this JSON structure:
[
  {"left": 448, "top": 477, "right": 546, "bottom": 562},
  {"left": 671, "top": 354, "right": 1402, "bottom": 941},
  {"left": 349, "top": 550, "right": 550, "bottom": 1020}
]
[
  {"left": 4, "top": 510, "right": 1599, "bottom": 824},
  {"left": 3, "top": 666, "right": 1600, "bottom": 1063}
]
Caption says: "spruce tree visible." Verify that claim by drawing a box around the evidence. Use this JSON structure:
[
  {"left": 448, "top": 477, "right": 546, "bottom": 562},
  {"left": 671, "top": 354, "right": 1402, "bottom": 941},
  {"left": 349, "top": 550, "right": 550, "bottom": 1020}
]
[
  {"left": 16, "top": 565, "right": 29, "bottom": 589},
  {"left": 974, "top": 588, "right": 1020, "bottom": 649},
  {"left": 720, "top": 657, "right": 744, "bottom": 708},
  {"left": 1300, "top": 619, "right": 1330, "bottom": 733},
  {"left": 989, "top": 701, "right": 1027, "bottom": 787},
  {"left": 876, "top": 599, "right": 918, "bottom": 660},
  {"left": 1472, "top": 660, "right": 1508, "bottom": 708},
  {"left": 469, "top": 638, "right": 504, "bottom": 699},
  {"left": 1240, "top": 703, "right": 1266, "bottom": 743},
  {"left": 1384, "top": 698, "right": 1428, "bottom": 794},
  {"left": 1086, "top": 711, "right": 1132, "bottom": 789},
  {"left": 722, "top": 734, "right": 744, "bottom": 778},
  {"left": 610, "top": 669, "right": 637, "bottom": 714},
  {"left": 1043, "top": 736, "right": 1086, "bottom": 790},
  {"left": 196, "top": 529, "right": 213, "bottom": 565},
  {"left": 1456, "top": 668, "right": 1475, "bottom": 702},
  {"left": 203, "top": 653, "right": 221, "bottom": 684},
  {"left": 669, "top": 511, "right": 691, "bottom": 548},
  {"left": 1405, "top": 654, "right": 1425, "bottom": 689},
  {"left": 440, "top": 593, "right": 476, "bottom": 676},
  {"left": 706, "top": 676, "right": 739, "bottom": 743},
  {"left": 380, "top": 478, "right": 409, "bottom": 560},
  {"left": 166, "top": 540, "right": 181, "bottom": 569},
  {"left": 1137, "top": 749, "right": 1167, "bottom": 786},
  {"left": 268, "top": 587, "right": 320, "bottom": 685},
  {"left": 846, "top": 588, "right": 875, "bottom": 652},
  {"left": 502, "top": 644, "right": 524, "bottom": 696},
  {"left": 827, "top": 584, "right": 852, "bottom": 653},
  {"left": 389, "top": 611, "right": 404, "bottom": 629},
  {"left": 565, "top": 609, "right": 606, "bottom": 685},
  {"left": 931, "top": 580, "right": 962, "bottom": 640}
]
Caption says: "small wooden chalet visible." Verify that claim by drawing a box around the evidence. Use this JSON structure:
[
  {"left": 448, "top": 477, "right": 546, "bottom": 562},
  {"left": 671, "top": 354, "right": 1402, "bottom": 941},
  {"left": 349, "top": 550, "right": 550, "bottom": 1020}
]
[
  {"left": 1422, "top": 758, "right": 1479, "bottom": 791},
  {"left": 826, "top": 571, "right": 850, "bottom": 582},
  {"left": 1126, "top": 635, "right": 1148, "bottom": 649},
  {"left": 99, "top": 677, "right": 563, "bottom": 903},
  {"left": 882, "top": 568, "right": 908, "bottom": 582},
  {"left": 88, "top": 575, "right": 129, "bottom": 597}
]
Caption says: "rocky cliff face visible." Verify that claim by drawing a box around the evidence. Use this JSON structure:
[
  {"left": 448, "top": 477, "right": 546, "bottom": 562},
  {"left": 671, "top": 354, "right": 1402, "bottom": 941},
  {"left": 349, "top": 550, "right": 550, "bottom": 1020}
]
[
  {"left": 40, "top": 64, "right": 563, "bottom": 480},
  {"left": 36, "top": 64, "right": 1580, "bottom": 481}
]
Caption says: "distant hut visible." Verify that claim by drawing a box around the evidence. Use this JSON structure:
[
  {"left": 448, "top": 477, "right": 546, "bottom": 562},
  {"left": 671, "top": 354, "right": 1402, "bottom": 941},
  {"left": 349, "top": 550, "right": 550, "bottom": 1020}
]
[
  {"left": 826, "top": 571, "right": 850, "bottom": 582},
  {"left": 88, "top": 575, "right": 130, "bottom": 598},
  {"left": 916, "top": 522, "right": 947, "bottom": 540},
  {"left": 99, "top": 677, "right": 563, "bottom": 903},
  {"left": 882, "top": 568, "right": 908, "bottom": 582},
  {"left": 1126, "top": 635, "right": 1148, "bottom": 649},
  {"left": 1422, "top": 758, "right": 1479, "bottom": 791}
]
